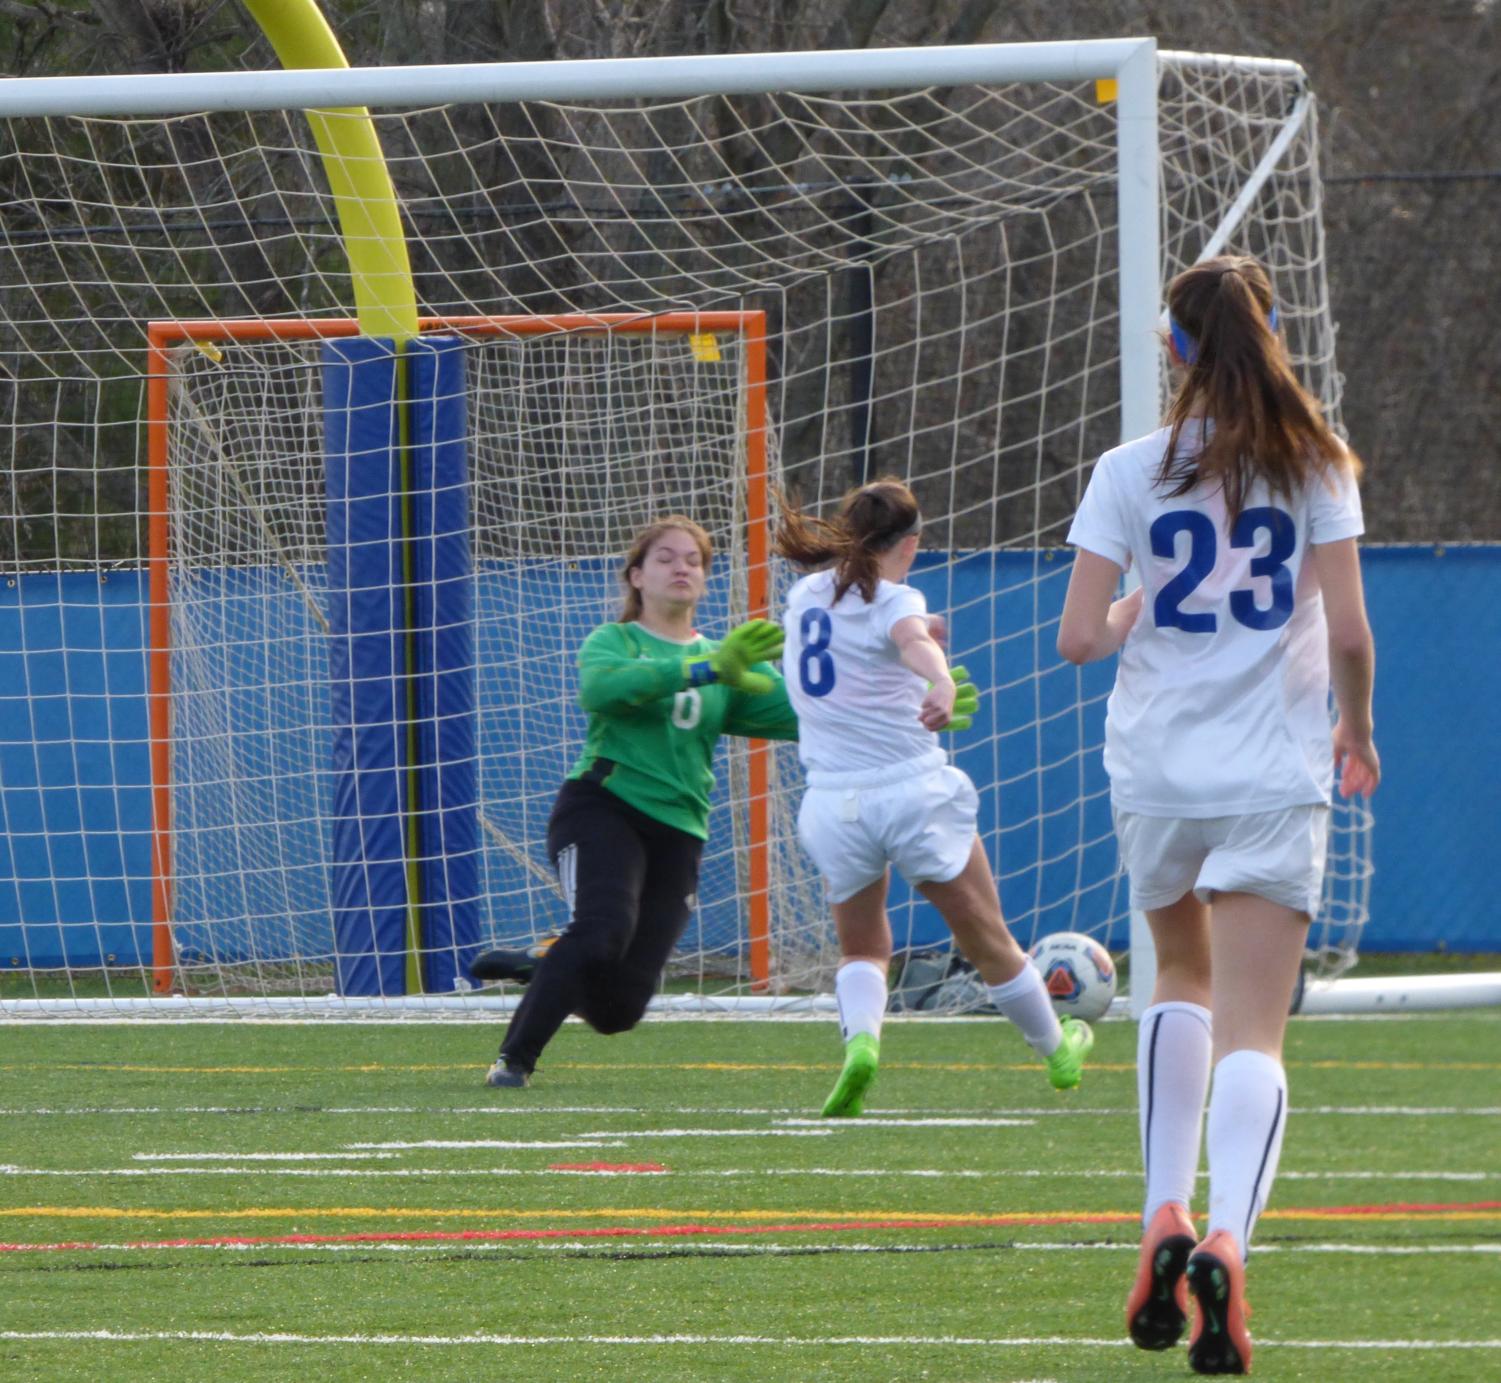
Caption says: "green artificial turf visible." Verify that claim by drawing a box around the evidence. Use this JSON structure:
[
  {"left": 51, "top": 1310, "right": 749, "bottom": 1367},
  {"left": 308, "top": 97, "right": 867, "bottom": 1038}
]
[{"left": 0, "top": 1012, "right": 1497, "bottom": 1381}]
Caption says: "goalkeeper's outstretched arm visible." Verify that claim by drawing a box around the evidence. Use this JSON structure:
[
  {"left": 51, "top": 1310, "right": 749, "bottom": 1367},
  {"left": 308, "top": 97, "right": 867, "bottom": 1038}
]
[
  {"left": 577, "top": 617, "right": 789, "bottom": 714},
  {"left": 725, "top": 668, "right": 800, "bottom": 742},
  {"left": 576, "top": 631, "right": 700, "bottom": 713}
]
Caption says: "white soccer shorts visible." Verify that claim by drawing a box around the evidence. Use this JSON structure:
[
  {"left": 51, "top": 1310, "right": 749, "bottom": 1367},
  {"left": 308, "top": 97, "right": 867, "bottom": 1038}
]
[
  {"left": 799, "top": 749, "right": 978, "bottom": 903},
  {"left": 1113, "top": 803, "right": 1331, "bottom": 918}
]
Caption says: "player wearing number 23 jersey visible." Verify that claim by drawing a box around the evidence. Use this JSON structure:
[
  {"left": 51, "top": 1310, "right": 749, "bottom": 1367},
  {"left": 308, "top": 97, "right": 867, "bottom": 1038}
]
[
  {"left": 1060, "top": 255, "right": 1380, "bottom": 1376},
  {"left": 1067, "top": 416, "right": 1363, "bottom": 817}
]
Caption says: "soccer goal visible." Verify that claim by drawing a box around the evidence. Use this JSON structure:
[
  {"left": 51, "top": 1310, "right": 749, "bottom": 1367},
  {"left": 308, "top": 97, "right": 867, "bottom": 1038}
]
[
  {"left": 0, "top": 36, "right": 1397, "bottom": 1015},
  {"left": 148, "top": 311, "right": 776, "bottom": 1006}
]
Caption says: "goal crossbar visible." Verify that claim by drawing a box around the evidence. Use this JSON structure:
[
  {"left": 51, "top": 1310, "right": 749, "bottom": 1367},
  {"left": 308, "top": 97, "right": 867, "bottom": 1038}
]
[{"left": 0, "top": 41, "right": 1157, "bottom": 117}]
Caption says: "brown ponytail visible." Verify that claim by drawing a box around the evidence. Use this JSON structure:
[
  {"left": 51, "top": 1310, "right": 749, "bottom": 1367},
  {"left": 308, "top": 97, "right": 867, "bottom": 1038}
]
[
  {"left": 774, "top": 477, "right": 921, "bottom": 604},
  {"left": 617, "top": 516, "right": 712, "bottom": 622},
  {"left": 1162, "top": 254, "right": 1361, "bottom": 522}
]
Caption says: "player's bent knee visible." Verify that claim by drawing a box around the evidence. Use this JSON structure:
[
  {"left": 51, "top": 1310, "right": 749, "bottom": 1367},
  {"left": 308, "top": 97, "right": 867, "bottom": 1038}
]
[
  {"left": 579, "top": 970, "right": 657, "bottom": 1035},
  {"left": 566, "top": 918, "right": 635, "bottom": 971},
  {"left": 581, "top": 994, "right": 650, "bottom": 1035},
  {"left": 584, "top": 1007, "right": 643, "bottom": 1036}
]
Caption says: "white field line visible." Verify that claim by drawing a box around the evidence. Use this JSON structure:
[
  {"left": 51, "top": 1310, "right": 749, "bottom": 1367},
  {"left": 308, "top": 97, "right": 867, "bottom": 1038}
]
[
  {"left": 22, "top": 1239, "right": 1501, "bottom": 1258},
  {"left": 1, "top": 1328, "right": 1498, "bottom": 1350},
  {"left": 1274, "top": 1170, "right": 1499, "bottom": 1181},
  {"left": 5, "top": 1008, "right": 1496, "bottom": 1025},
  {"left": 966, "top": 1242, "right": 1501, "bottom": 1257},
  {"left": 567, "top": 1125, "right": 1036, "bottom": 1137},
  {"left": 775, "top": 1117, "right": 1037, "bottom": 1128},
  {"left": 0, "top": 1166, "right": 666, "bottom": 1178},
  {"left": 344, "top": 1131, "right": 840, "bottom": 1149},
  {"left": 1296, "top": 1106, "right": 1501, "bottom": 1116},
  {"left": 574, "top": 1128, "right": 845, "bottom": 1138},
  {"left": 314, "top": 1140, "right": 629, "bottom": 1151},
  {"left": 0, "top": 1105, "right": 830, "bottom": 1117},
  {"left": 134, "top": 1152, "right": 399, "bottom": 1162},
  {"left": 775, "top": 1108, "right": 1501, "bottom": 1119},
  {"left": 1294, "top": 1012, "right": 1501, "bottom": 1023},
  {"left": 2, "top": 1165, "right": 1493, "bottom": 1182},
  {"left": 2, "top": 1104, "right": 1497, "bottom": 1118}
]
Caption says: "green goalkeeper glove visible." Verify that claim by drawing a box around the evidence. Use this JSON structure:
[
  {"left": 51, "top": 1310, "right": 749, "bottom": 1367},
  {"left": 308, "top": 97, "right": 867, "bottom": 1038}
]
[
  {"left": 943, "top": 664, "right": 979, "bottom": 732},
  {"left": 684, "top": 618, "right": 786, "bottom": 695}
]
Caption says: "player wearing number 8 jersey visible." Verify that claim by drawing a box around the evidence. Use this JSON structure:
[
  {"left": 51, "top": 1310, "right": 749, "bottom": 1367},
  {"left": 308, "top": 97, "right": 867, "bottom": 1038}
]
[
  {"left": 476, "top": 517, "right": 797, "bottom": 1089},
  {"left": 776, "top": 479, "right": 1093, "bottom": 1121},
  {"left": 1059, "top": 255, "right": 1380, "bottom": 1374}
]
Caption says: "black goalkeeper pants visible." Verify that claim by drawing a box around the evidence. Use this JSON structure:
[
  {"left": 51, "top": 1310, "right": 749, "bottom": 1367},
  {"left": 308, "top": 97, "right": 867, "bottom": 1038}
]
[{"left": 499, "top": 778, "right": 704, "bottom": 1074}]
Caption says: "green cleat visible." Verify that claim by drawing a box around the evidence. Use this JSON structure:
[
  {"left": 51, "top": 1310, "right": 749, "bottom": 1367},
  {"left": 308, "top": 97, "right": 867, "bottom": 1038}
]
[
  {"left": 1046, "top": 1016, "right": 1094, "bottom": 1091},
  {"left": 821, "top": 1032, "right": 880, "bottom": 1118}
]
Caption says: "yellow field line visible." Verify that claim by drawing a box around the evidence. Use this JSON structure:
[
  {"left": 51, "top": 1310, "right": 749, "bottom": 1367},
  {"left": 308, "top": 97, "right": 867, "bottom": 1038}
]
[
  {"left": 6, "top": 1205, "right": 1499, "bottom": 1224},
  {"left": 0, "top": 1060, "right": 1133, "bottom": 1075},
  {"left": 1305, "top": 1062, "right": 1501, "bottom": 1073},
  {"left": 0, "top": 1206, "right": 1084, "bottom": 1223},
  {"left": 556, "top": 1061, "right": 1142, "bottom": 1074},
  {"left": 8, "top": 1058, "right": 1492, "bottom": 1075}
]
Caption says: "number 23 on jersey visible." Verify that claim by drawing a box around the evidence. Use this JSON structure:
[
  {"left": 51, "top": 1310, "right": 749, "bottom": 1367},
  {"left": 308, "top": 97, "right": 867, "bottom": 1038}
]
[{"left": 1151, "top": 505, "right": 1296, "bottom": 633}]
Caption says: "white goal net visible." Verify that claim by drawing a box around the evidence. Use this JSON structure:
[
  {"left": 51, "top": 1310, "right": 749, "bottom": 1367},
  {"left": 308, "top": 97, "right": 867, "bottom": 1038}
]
[{"left": 0, "top": 41, "right": 1371, "bottom": 1014}]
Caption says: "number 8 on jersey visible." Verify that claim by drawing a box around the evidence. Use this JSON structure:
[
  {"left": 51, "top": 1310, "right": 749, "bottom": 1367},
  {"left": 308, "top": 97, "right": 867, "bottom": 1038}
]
[{"left": 798, "top": 607, "right": 837, "bottom": 697}]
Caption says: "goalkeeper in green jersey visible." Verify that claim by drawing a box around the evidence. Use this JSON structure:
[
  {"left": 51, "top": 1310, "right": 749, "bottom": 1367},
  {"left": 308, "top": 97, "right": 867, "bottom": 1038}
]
[{"left": 478, "top": 516, "right": 798, "bottom": 1088}]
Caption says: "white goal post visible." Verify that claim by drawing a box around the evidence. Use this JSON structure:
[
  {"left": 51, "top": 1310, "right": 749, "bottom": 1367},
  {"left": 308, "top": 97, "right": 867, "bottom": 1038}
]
[{"left": 0, "top": 38, "right": 1407, "bottom": 1017}]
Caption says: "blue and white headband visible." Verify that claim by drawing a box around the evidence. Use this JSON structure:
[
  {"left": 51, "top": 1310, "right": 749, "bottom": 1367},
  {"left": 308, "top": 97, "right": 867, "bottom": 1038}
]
[
  {"left": 1169, "top": 303, "right": 1278, "bottom": 366},
  {"left": 876, "top": 514, "right": 922, "bottom": 549}
]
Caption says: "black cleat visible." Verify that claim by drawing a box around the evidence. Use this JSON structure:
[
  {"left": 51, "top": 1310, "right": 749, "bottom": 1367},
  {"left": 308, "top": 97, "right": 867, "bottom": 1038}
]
[
  {"left": 1126, "top": 1203, "right": 1196, "bottom": 1350},
  {"left": 484, "top": 1059, "right": 531, "bottom": 1089},
  {"left": 1186, "top": 1229, "right": 1252, "bottom": 1375},
  {"left": 469, "top": 938, "right": 555, "bottom": 985}
]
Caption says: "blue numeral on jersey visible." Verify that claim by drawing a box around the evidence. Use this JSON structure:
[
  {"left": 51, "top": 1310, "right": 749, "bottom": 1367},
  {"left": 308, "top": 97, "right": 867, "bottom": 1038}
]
[
  {"left": 1150, "top": 510, "right": 1218, "bottom": 632},
  {"left": 1150, "top": 506, "right": 1297, "bottom": 633},
  {"left": 1229, "top": 505, "right": 1296, "bottom": 630},
  {"left": 798, "top": 608, "right": 836, "bottom": 697}
]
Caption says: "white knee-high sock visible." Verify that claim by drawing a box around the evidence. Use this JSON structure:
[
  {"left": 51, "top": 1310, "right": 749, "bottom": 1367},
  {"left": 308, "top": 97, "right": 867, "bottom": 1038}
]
[
  {"left": 1206, "top": 1048, "right": 1289, "bottom": 1259},
  {"left": 986, "top": 963, "right": 1063, "bottom": 1057},
  {"left": 1138, "top": 1001, "right": 1213, "bottom": 1226},
  {"left": 835, "top": 960, "right": 887, "bottom": 1043}
]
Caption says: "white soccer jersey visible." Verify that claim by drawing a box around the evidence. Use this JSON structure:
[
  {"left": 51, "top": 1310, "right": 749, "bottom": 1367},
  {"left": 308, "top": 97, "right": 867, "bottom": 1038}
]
[
  {"left": 1067, "top": 421, "right": 1364, "bottom": 817},
  {"left": 781, "top": 568, "right": 936, "bottom": 773}
]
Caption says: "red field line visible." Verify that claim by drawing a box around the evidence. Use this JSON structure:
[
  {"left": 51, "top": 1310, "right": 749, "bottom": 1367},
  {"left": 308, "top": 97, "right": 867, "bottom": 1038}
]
[
  {"left": 4, "top": 1200, "right": 1497, "bottom": 1256},
  {"left": 1298, "top": 1200, "right": 1501, "bottom": 1216},
  {"left": 0, "top": 1214, "right": 1133, "bottom": 1255}
]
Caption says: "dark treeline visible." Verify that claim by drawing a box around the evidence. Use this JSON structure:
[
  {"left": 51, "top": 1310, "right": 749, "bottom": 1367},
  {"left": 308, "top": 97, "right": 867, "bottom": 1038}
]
[{"left": 1, "top": 0, "right": 1495, "bottom": 552}]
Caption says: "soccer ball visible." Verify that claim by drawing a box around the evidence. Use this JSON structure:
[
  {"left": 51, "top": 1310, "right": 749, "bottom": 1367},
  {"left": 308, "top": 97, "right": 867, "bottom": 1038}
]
[{"left": 1028, "top": 931, "right": 1117, "bottom": 1022}]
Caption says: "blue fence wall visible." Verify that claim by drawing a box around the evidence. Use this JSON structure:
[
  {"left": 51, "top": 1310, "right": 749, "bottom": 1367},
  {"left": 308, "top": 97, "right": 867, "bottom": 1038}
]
[
  {"left": 1358, "top": 547, "right": 1500, "bottom": 952},
  {"left": 1, "top": 546, "right": 1496, "bottom": 969},
  {"left": 0, "top": 573, "right": 151, "bottom": 970}
]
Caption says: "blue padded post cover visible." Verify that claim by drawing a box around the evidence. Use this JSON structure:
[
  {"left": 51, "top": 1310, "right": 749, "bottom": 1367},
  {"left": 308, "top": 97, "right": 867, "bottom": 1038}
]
[
  {"left": 407, "top": 337, "right": 481, "bottom": 992},
  {"left": 323, "top": 338, "right": 409, "bottom": 997}
]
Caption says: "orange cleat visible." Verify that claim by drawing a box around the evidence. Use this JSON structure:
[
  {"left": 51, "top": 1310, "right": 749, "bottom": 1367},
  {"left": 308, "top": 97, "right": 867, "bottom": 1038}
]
[
  {"left": 1186, "top": 1228, "right": 1253, "bottom": 1375},
  {"left": 1125, "top": 1202, "right": 1197, "bottom": 1350}
]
